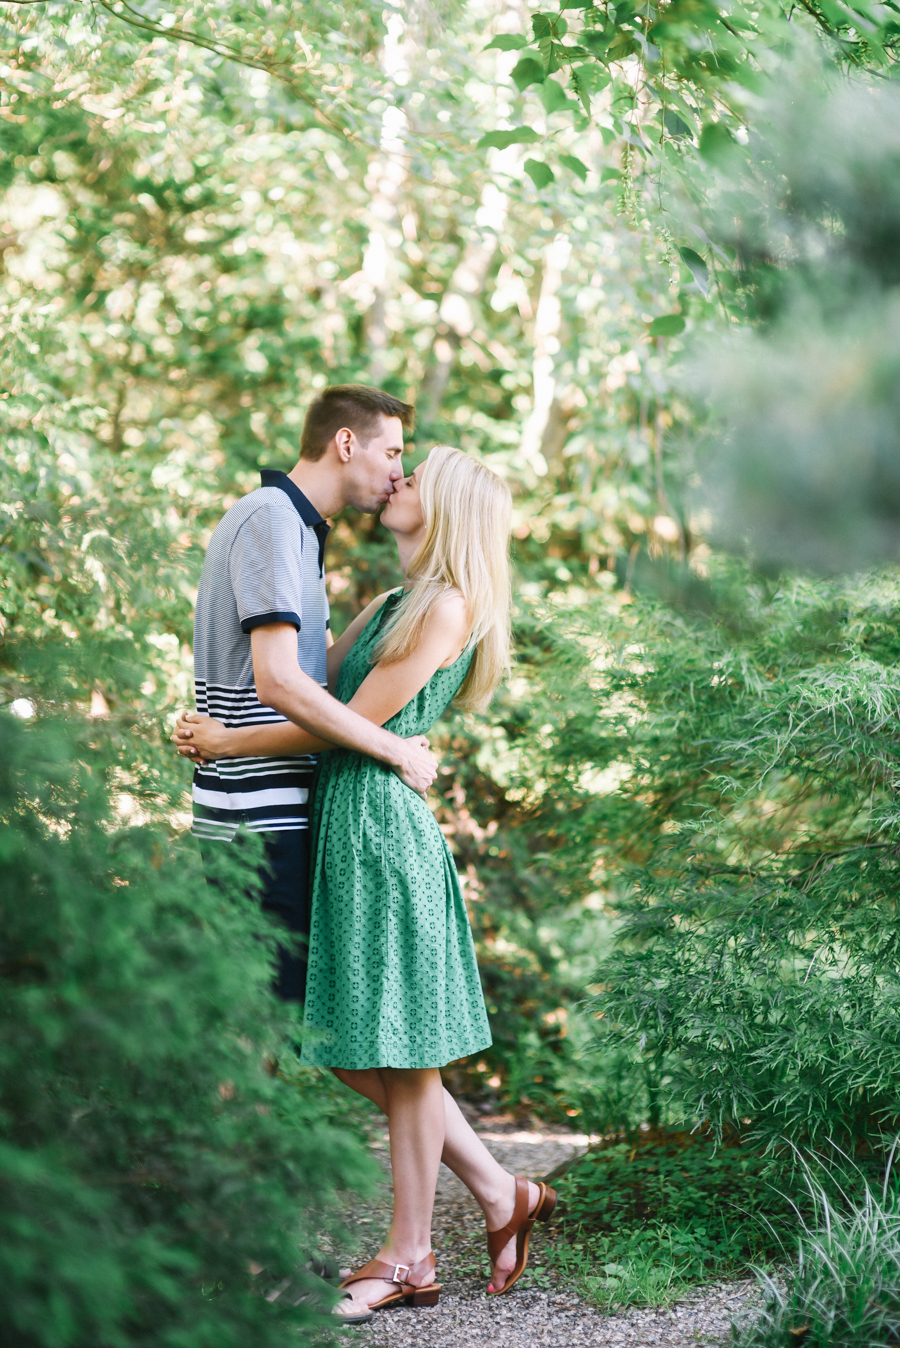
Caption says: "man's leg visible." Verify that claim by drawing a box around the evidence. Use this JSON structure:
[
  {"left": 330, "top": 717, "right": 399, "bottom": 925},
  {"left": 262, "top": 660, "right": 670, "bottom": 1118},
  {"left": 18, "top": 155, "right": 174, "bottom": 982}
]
[
  {"left": 198, "top": 828, "right": 311, "bottom": 1002},
  {"left": 257, "top": 828, "right": 310, "bottom": 1002}
]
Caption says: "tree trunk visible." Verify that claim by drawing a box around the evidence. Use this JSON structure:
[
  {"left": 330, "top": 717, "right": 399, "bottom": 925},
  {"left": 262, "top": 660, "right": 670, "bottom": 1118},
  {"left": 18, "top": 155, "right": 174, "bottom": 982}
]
[
  {"left": 361, "top": 8, "right": 412, "bottom": 384},
  {"left": 417, "top": 0, "right": 527, "bottom": 421},
  {"left": 418, "top": 178, "right": 511, "bottom": 421},
  {"left": 519, "top": 233, "right": 572, "bottom": 477}
]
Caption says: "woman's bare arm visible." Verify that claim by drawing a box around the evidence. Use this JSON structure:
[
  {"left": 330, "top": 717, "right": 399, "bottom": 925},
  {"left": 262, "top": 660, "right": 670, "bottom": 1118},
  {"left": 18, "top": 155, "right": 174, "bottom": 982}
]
[
  {"left": 175, "top": 590, "right": 397, "bottom": 760},
  {"left": 343, "top": 592, "right": 469, "bottom": 727}
]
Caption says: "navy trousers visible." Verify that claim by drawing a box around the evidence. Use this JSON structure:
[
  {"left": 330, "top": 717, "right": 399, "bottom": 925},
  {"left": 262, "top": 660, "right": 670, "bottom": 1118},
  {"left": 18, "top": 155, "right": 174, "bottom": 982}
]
[{"left": 200, "top": 828, "right": 310, "bottom": 1002}]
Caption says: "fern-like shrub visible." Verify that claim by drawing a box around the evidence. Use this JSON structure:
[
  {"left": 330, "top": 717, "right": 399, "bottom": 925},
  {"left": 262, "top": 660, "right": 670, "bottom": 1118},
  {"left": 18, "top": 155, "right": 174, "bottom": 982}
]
[
  {"left": 515, "top": 565, "right": 900, "bottom": 1157},
  {"left": 0, "top": 712, "right": 371, "bottom": 1348}
]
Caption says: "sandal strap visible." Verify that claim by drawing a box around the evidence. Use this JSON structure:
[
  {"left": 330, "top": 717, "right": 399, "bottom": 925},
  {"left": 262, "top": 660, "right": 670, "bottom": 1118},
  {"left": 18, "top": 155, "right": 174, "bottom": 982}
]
[
  {"left": 486, "top": 1177, "right": 532, "bottom": 1262},
  {"left": 341, "top": 1251, "right": 436, "bottom": 1291}
]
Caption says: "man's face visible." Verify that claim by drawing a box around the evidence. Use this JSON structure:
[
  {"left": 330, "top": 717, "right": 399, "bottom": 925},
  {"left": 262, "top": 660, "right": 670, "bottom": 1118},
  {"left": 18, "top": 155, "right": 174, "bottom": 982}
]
[{"left": 345, "top": 415, "right": 405, "bottom": 512}]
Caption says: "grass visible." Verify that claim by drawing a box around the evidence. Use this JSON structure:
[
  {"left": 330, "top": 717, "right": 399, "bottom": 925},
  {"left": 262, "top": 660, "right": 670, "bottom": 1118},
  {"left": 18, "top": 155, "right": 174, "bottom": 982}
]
[
  {"left": 733, "top": 1168, "right": 900, "bottom": 1348},
  {"left": 540, "top": 1228, "right": 719, "bottom": 1311}
]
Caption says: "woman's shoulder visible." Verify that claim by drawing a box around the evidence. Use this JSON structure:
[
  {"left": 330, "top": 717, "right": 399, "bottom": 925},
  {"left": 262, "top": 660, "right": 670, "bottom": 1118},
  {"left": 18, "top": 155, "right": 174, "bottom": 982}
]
[
  {"left": 427, "top": 587, "right": 468, "bottom": 624},
  {"left": 421, "top": 589, "right": 471, "bottom": 668}
]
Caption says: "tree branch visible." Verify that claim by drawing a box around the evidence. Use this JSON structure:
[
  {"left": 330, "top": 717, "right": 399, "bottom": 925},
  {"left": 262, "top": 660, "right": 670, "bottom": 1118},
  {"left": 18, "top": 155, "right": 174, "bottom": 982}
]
[{"left": 1, "top": 0, "right": 357, "bottom": 138}]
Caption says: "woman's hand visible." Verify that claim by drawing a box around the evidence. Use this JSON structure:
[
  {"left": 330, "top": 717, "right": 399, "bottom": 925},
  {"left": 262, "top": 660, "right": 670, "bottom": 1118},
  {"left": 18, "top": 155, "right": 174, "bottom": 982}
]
[{"left": 171, "top": 711, "right": 232, "bottom": 764}]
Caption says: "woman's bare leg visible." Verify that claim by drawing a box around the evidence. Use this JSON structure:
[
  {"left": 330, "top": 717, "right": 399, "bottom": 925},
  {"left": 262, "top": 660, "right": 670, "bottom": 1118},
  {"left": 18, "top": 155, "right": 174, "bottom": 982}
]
[
  {"left": 338, "top": 1067, "right": 444, "bottom": 1311},
  {"left": 334, "top": 1068, "right": 540, "bottom": 1292}
]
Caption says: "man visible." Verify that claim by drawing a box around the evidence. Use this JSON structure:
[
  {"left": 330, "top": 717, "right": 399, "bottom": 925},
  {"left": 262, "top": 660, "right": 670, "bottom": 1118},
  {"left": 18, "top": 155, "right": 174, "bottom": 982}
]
[{"left": 184, "top": 384, "right": 436, "bottom": 1002}]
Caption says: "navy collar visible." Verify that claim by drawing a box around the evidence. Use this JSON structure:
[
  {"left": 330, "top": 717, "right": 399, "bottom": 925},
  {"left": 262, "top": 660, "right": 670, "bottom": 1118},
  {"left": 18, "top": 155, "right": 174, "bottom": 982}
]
[
  {"left": 260, "top": 469, "right": 327, "bottom": 527},
  {"left": 260, "top": 469, "right": 330, "bottom": 576}
]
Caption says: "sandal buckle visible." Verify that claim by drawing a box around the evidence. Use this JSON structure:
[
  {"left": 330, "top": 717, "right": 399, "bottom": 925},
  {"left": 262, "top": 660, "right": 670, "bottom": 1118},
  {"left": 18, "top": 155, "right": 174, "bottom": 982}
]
[{"left": 392, "top": 1263, "right": 411, "bottom": 1285}]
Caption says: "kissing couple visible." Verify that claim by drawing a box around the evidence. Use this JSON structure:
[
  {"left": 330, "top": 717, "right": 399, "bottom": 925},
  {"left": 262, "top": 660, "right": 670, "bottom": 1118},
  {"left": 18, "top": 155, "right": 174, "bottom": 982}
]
[{"left": 174, "top": 384, "right": 556, "bottom": 1322}]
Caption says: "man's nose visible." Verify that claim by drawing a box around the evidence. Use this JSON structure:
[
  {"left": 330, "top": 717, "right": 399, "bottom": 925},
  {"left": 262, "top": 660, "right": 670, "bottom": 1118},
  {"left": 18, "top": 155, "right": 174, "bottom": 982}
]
[{"left": 389, "top": 460, "right": 403, "bottom": 483}]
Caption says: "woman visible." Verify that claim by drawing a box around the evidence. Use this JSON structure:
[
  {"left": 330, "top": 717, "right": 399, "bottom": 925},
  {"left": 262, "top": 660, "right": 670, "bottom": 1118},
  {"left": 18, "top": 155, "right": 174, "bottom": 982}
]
[{"left": 174, "top": 445, "right": 556, "bottom": 1316}]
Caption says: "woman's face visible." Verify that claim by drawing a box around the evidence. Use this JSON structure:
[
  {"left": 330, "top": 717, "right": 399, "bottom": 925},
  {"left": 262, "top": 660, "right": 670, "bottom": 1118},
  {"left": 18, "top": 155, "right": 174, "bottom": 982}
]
[{"left": 380, "top": 459, "right": 426, "bottom": 538}]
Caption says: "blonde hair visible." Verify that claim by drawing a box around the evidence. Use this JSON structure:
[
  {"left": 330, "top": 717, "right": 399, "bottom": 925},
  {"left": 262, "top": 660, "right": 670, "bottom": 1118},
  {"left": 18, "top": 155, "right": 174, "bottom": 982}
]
[{"left": 373, "top": 444, "right": 512, "bottom": 712}]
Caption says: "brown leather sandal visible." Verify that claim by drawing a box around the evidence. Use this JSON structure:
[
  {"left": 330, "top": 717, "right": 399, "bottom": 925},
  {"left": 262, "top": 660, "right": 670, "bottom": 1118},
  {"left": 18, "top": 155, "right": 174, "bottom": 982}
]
[
  {"left": 339, "top": 1251, "right": 441, "bottom": 1312},
  {"left": 486, "top": 1176, "right": 557, "bottom": 1296}
]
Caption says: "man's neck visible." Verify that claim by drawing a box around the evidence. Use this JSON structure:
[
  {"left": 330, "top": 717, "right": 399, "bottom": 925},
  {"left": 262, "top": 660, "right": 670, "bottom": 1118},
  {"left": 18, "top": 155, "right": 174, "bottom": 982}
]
[{"left": 286, "top": 460, "right": 345, "bottom": 520}]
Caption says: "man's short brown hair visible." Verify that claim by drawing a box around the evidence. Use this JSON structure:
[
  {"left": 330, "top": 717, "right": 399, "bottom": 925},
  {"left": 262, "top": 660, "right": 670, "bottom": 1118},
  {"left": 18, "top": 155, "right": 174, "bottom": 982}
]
[{"left": 299, "top": 385, "right": 415, "bottom": 462}]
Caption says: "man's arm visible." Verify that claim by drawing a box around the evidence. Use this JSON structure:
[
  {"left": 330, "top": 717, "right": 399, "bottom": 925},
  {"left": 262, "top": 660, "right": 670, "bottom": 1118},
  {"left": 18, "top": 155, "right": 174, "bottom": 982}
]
[{"left": 251, "top": 624, "right": 437, "bottom": 793}]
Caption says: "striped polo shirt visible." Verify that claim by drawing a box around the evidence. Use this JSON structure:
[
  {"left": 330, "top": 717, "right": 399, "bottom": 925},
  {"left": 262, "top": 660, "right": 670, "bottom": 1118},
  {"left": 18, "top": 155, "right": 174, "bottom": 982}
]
[{"left": 191, "top": 470, "right": 330, "bottom": 841}]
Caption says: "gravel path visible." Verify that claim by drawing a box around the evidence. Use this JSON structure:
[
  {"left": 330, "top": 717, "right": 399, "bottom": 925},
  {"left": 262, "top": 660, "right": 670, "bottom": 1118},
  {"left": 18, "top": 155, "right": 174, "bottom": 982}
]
[{"left": 339, "top": 1118, "right": 760, "bottom": 1346}]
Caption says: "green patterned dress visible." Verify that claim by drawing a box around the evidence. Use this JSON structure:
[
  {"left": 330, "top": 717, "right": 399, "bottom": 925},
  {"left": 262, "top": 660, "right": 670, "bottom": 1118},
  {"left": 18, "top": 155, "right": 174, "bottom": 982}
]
[{"left": 300, "top": 590, "right": 492, "bottom": 1070}]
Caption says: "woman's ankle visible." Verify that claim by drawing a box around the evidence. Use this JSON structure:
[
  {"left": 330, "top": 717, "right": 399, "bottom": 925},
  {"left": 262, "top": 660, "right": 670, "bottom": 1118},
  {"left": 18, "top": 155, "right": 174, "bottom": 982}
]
[
  {"left": 479, "top": 1171, "right": 517, "bottom": 1222},
  {"left": 378, "top": 1241, "right": 433, "bottom": 1269}
]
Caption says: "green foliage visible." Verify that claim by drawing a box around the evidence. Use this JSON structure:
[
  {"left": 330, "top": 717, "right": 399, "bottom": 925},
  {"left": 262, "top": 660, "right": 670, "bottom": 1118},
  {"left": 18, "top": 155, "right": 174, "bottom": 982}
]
[
  {"left": 476, "top": 0, "right": 899, "bottom": 199},
  {"left": 543, "top": 1127, "right": 802, "bottom": 1310},
  {"left": 0, "top": 711, "right": 373, "bottom": 1347},
  {"left": 503, "top": 564, "right": 900, "bottom": 1156},
  {"left": 543, "top": 1234, "right": 703, "bottom": 1311},
  {"left": 733, "top": 1170, "right": 900, "bottom": 1348},
  {"left": 559, "top": 1128, "right": 797, "bottom": 1261},
  {"left": 687, "top": 68, "right": 900, "bottom": 570}
]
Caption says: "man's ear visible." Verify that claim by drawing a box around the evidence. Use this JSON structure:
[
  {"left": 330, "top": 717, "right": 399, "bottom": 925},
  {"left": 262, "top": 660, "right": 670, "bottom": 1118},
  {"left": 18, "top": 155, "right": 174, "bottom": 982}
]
[{"left": 334, "top": 427, "right": 354, "bottom": 463}]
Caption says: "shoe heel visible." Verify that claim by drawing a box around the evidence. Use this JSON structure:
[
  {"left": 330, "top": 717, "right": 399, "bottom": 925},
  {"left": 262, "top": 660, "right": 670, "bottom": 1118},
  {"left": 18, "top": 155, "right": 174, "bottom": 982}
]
[
  {"left": 536, "top": 1184, "right": 558, "bottom": 1222},
  {"left": 408, "top": 1286, "right": 440, "bottom": 1307}
]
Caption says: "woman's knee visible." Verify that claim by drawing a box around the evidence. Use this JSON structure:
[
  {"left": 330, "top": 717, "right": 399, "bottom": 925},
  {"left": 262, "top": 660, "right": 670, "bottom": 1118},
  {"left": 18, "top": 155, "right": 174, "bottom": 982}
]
[{"left": 333, "top": 1067, "right": 389, "bottom": 1111}]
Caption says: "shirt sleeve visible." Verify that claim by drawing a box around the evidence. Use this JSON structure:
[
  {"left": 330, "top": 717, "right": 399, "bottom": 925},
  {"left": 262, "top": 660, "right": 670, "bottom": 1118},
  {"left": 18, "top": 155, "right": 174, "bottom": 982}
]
[{"left": 229, "top": 501, "right": 305, "bottom": 633}]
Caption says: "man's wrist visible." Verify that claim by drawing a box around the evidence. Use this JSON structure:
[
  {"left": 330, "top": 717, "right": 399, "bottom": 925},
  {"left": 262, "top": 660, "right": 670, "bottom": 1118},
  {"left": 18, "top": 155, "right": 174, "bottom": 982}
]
[{"left": 374, "top": 726, "right": 403, "bottom": 768}]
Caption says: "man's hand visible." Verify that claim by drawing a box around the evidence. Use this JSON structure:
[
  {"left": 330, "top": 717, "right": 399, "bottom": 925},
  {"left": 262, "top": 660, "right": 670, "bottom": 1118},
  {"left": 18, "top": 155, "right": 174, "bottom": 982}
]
[
  {"left": 392, "top": 735, "right": 439, "bottom": 795},
  {"left": 172, "top": 711, "right": 227, "bottom": 765}
]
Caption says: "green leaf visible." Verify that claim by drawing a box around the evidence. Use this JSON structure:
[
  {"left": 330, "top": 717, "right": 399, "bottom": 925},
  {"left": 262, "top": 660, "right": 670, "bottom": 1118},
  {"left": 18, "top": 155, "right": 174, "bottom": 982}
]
[
  {"left": 539, "top": 78, "right": 573, "bottom": 114},
  {"left": 580, "top": 64, "right": 612, "bottom": 92},
  {"left": 663, "top": 109, "right": 692, "bottom": 139},
  {"left": 648, "top": 313, "right": 686, "bottom": 337},
  {"left": 511, "top": 56, "right": 547, "bottom": 91},
  {"left": 571, "top": 62, "right": 611, "bottom": 115},
  {"left": 571, "top": 76, "right": 591, "bottom": 117},
  {"left": 532, "top": 11, "right": 569, "bottom": 39},
  {"left": 476, "top": 127, "right": 542, "bottom": 149},
  {"left": 537, "top": 36, "right": 564, "bottom": 73},
  {"left": 699, "top": 121, "right": 739, "bottom": 165},
  {"left": 483, "top": 34, "right": 528, "bottom": 50},
  {"left": 559, "top": 153, "right": 588, "bottom": 181},
  {"left": 601, "top": 167, "right": 623, "bottom": 181},
  {"left": 524, "top": 158, "right": 556, "bottom": 188},
  {"left": 678, "top": 246, "right": 709, "bottom": 296},
  {"left": 583, "top": 29, "right": 613, "bottom": 54}
]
